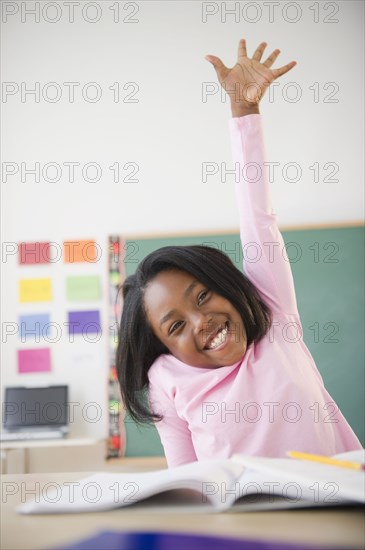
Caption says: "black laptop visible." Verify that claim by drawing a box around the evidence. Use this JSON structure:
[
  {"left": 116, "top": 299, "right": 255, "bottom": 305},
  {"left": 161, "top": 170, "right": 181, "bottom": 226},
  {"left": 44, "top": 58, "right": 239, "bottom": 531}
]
[{"left": 1, "top": 385, "right": 69, "bottom": 441}]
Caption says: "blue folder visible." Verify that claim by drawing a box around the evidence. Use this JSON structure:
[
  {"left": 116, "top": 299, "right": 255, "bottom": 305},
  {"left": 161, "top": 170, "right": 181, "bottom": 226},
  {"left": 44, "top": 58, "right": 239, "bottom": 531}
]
[{"left": 52, "top": 530, "right": 352, "bottom": 550}]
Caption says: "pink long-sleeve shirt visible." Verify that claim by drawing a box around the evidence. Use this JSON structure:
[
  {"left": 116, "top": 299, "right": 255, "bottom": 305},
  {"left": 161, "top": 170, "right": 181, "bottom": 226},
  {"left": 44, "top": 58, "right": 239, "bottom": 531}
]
[{"left": 147, "top": 114, "right": 362, "bottom": 468}]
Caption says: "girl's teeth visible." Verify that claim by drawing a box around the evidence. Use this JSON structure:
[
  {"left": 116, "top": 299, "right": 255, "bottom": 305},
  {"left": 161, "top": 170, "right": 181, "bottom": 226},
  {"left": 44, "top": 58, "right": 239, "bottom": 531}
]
[{"left": 208, "top": 326, "right": 228, "bottom": 349}]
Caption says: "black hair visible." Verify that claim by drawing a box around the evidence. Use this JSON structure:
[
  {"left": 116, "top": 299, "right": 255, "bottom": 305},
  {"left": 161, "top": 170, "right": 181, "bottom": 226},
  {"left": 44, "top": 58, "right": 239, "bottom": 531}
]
[{"left": 116, "top": 245, "right": 272, "bottom": 424}]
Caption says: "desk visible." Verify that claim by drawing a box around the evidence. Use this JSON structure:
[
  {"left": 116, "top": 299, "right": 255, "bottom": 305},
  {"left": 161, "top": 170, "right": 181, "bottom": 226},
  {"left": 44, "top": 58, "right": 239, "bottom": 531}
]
[
  {"left": 1, "top": 459, "right": 364, "bottom": 550},
  {"left": 0, "top": 438, "right": 107, "bottom": 474}
]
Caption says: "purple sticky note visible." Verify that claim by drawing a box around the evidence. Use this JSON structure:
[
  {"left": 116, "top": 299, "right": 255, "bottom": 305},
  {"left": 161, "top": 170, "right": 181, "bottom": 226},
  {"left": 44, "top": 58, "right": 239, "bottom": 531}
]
[
  {"left": 18, "top": 348, "right": 51, "bottom": 374},
  {"left": 67, "top": 311, "right": 101, "bottom": 336}
]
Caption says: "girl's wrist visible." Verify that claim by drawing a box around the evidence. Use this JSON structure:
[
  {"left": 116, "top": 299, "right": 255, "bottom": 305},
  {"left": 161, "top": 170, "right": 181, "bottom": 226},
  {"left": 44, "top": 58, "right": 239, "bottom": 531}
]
[{"left": 230, "top": 102, "right": 260, "bottom": 117}]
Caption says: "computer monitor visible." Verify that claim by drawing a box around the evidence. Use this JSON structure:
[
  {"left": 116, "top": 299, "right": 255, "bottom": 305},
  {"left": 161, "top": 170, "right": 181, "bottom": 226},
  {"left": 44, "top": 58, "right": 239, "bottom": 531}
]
[{"left": 2, "top": 385, "right": 69, "bottom": 430}]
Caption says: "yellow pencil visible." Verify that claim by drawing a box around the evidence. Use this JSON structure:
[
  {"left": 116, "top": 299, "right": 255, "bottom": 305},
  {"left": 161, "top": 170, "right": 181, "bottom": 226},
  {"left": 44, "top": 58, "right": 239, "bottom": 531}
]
[{"left": 287, "top": 451, "right": 365, "bottom": 471}]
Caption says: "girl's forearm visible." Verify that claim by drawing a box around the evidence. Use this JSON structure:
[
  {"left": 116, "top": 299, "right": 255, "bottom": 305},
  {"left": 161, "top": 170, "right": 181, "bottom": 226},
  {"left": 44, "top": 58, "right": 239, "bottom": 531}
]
[{"left": 231, "top": 102, "right": 260, "bottom": 117}]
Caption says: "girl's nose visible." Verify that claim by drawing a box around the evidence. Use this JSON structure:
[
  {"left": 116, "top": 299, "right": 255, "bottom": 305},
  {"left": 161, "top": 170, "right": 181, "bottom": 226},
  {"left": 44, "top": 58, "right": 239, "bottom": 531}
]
[{"left": 191, "top": 312, "right": 214, "bottom": 338}]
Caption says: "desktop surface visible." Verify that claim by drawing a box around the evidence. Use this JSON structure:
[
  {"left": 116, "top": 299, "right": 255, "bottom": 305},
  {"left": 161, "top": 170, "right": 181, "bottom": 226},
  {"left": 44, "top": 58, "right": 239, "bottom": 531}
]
[
  {"left": 0, "top": 429, "right": 66, "bottom": 442},
  {"left": 2, "top": 461, "right": 364, "bottom": 550}
]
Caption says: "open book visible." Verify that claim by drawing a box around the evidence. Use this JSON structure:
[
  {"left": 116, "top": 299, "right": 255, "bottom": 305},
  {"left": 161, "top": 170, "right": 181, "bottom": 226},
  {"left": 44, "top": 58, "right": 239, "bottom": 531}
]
[{"left": 17, "top": 449, "right": 365, "bottom": 514}]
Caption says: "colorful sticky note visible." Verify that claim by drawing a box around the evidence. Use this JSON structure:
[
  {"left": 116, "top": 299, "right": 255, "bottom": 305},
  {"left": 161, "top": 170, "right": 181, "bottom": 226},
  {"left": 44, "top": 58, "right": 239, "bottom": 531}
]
[
  {"left": 18, "top": 348, "right": 51, "bottom": 373},
  {"left": 109, "top": 400, "right": 121, "bottom": 414},
  {"left": 109, "top": 366, "right": 118, "bottom": 382},
  {"left": 110, "top": 271, "right": 121, "bottom": 286},
  {"left": 110, "top": 241, "right": 120, "bottom": 255},
  {"left": 19, "top": 314, "right": 51, "bottom": 340},
  {"left": 66, "top": 276, "right": 101, "bottom": 301},
  {"left": 64, "top": 240, "right": 98, "bottom": 263},
  {"left": 67, "top": 310, "right": 101, "bottom": 336},
  {"left": 19, "top": 242, "right": 51, "bottom": 265},
  {"left": 110, "top": 435, "right": 121, "bottom": 449},
  {"left": 19, "top": 278, "right": 52, "bottom": 302},
  {"left": 109, "top": 333, "right": 118, "bottom": 350}
]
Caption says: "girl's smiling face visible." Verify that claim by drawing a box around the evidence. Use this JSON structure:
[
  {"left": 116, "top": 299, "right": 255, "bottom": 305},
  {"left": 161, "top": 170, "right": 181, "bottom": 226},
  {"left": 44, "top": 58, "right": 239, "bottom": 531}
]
[{"left": 144, "top": 269, "right": 248, "bottom": 368}]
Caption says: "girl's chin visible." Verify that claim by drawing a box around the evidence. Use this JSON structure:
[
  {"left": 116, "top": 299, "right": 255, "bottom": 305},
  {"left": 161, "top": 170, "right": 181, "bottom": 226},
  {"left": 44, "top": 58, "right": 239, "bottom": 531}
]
[{"left": 205, "top": 338, "right": 246, "bottom": 361}]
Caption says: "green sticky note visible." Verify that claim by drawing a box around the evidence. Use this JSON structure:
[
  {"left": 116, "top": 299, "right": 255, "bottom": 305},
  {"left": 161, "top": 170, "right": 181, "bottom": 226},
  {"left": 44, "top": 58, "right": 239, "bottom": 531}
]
[
  {"left": 109, "top": 400, "right": 121, "bottom": 414},
  {"left": 66, "top": 276, "right": 101, "bottom": 301},
  {"left": 110, "top": 271, "right": 121, "bottom": 286}
]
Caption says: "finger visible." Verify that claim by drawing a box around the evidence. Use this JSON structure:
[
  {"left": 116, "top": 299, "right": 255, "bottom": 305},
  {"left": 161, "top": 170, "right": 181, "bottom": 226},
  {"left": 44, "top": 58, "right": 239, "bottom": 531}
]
[
  {"left": 252, "top": 42, "right": 267, "bottom": 61},
  {"left": 272, "top": 61, "right": 297, "bottom": 79},
  {"left": 263, "top": 48, "right": 281, "bottom": 68},
  {"left": 237, "top": 38, "right": 247, "bottom": 59},
  {"left": 205, "top": 55, "right": 229, "bottom": 79}
]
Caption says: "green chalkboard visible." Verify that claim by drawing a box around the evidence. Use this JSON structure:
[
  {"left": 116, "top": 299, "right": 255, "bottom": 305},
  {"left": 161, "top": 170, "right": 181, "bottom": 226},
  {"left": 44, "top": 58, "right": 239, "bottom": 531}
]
[{"left": 123, "top": 225, "right": 365, "bottom": 455}]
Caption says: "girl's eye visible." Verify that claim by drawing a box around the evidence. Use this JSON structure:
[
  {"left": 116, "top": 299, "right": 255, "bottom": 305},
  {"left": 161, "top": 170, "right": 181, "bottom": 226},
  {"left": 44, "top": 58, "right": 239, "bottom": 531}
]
[
  {"left": 169, "top": 321, "right": 183, "bottom": 334},
  {"left": 198, "top": 290, "right": 209, "bottom": 304},
  {"left": 168, "top": 290, "right": 209, "bottom": 335}
]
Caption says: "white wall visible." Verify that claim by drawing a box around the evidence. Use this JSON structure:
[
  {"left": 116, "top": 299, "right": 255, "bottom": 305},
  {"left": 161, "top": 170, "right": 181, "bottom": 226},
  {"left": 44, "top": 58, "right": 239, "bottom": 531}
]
[{"left": 1, "top": 1, "right": 364, "bottom": 439}]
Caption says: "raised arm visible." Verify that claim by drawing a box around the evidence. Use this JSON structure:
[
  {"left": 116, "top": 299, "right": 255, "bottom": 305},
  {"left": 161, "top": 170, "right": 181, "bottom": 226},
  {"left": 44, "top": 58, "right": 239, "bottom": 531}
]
[{"left": 206, "top": 40, "right": 300, "bottom": 316}]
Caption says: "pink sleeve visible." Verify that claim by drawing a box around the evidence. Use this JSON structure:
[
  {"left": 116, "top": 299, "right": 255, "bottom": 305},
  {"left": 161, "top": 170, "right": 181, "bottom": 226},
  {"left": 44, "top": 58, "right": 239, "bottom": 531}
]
[
  {"left": 229, "top": 114, "right": 299, "bottom": 317},
  {"left": 148, "top": 364, "right": 198, "bottom": 468}
]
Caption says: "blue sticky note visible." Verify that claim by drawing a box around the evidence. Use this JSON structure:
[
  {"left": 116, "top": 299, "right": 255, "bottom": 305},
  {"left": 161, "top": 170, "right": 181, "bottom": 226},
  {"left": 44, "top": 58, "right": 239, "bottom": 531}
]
[
  {"left": 67, "top": 311, "right": 101, "bottom": 336},
  {"left": 19, "top": 314, "right": 51, "bottom": 341}
]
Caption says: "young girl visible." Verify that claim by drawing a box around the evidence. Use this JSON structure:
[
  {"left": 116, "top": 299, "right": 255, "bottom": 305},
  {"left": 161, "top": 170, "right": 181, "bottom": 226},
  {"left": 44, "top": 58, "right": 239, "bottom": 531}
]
[{"left": 116, "top": 39, "right": 362, "bottom": 468}]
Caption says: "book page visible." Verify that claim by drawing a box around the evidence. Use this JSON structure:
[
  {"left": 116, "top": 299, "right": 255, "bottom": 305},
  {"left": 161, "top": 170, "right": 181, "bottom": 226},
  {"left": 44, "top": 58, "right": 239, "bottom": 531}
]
[
  {"left": 333, "top": 449, "right": 365, "bottom": 462},
  {"left": 17, "top": 459, "right": 244, "bottom": 515},
  {"left": 231, "top": 450, "right": 365, "bottom": 505}
]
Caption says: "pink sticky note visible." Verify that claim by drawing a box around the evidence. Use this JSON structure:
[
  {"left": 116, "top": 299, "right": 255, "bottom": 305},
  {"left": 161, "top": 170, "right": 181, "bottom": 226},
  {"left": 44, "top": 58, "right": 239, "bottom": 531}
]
[
  {"left": 19, "top": 242, "right": 51, "bottom": 265},
  {"left": 18, "top": 348, "right": 51, "bottom": 374}
]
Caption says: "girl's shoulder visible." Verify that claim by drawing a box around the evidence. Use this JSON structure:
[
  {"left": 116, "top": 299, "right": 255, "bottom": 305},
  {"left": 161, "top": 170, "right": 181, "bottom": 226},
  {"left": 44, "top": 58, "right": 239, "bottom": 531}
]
[{"left": 148, "top": 353, "right": 182, "bottom": 383}]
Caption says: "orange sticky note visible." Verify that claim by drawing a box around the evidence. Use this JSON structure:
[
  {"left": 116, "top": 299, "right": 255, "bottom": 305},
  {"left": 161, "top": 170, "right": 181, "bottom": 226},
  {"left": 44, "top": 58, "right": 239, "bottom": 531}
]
[
  {"left": 64, "top": 240, "right": 98, "bottom": 263},
  {"left": 19, "top": 278, "right": 52, "bottom": 302}
]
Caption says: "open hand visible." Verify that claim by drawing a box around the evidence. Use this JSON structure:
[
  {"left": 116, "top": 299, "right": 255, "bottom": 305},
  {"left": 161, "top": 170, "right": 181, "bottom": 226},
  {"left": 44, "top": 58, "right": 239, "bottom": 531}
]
[{"left": 205, "top": 39, "right": 296, "bottom": 107}]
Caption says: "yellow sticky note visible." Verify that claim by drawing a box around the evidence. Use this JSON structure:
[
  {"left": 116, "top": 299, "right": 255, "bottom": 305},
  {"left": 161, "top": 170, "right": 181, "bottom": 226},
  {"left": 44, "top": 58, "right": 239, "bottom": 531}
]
[{"left": 19, "top": 278, "right": 52, "bottom": 303}]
